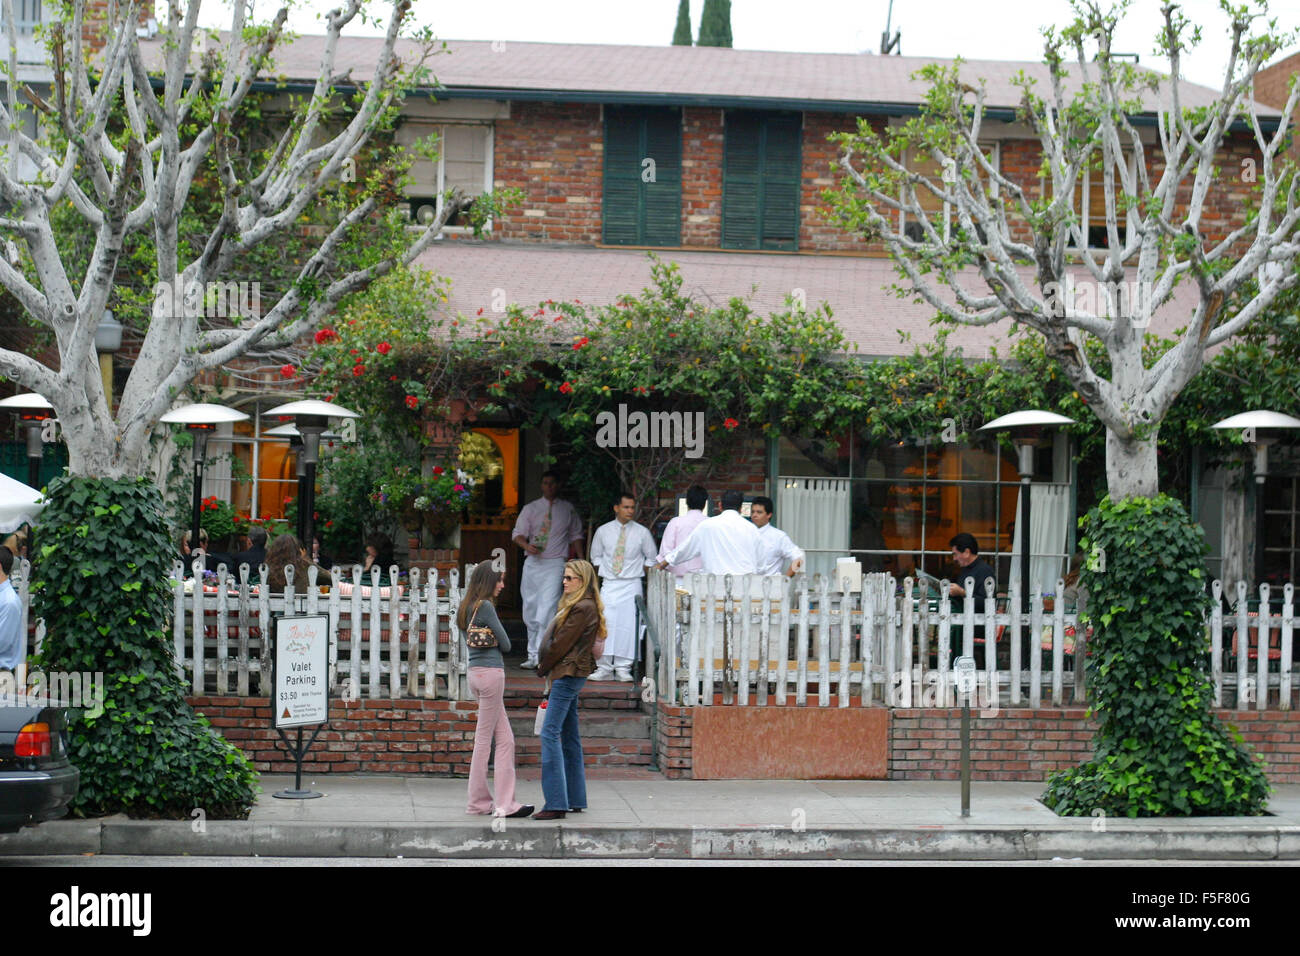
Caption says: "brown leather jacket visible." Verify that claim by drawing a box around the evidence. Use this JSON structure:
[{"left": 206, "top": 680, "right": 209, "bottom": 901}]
[{"left": 537, "top": 597, "right": 600, "bottom": 680}]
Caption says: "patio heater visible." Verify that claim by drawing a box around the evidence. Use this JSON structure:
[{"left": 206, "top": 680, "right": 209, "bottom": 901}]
[
  {"left": 264, "top": 422, "right": 345, "bottom": 543},
  {"left": 264, "top": 400, "right": 359, "bottom": 555},
  {"left": 1211, "top": 410, "right": 1300, "bottom": 588},
  {"left": 0, "top": 392, "right": 55, "bottom": 561},
  {"left": 160, "top": 403, "right": 250, "bottom": 559},
  {"left": 978, "top": 410, "right": 1075, "bottom": 613}
]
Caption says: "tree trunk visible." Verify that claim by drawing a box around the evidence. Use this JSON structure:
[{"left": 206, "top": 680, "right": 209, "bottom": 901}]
[{"left": 1105, "top": 429, "right": 1159, "bottom": 500}]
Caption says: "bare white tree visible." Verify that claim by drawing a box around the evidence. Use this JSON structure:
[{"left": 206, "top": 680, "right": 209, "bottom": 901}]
[
  {"left": 831, "top": 0, "right": 1300, "bottom": 498},
  {"left": 0, "top": 0, "right": 476, "bottom": 477}
]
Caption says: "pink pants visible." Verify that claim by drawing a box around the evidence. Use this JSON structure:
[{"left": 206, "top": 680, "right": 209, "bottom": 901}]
[{"left": 467, "top": 667, "right": 523, "bottom": 815}]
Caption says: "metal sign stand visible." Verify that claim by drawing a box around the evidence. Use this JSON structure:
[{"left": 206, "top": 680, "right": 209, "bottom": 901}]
[
  {"left": 273, "top": 725, "right": 325, "bottom": 800},
  {"left": 954, "top": 655, "right": 976, "bottom": 818}
]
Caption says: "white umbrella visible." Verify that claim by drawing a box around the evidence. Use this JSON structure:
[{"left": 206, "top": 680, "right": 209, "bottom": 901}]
[{"left": 0, "top": 471, "right": 45, "bottom": 534}]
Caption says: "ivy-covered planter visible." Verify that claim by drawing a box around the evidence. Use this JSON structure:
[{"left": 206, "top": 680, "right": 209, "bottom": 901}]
[
  {"left": 1042, "top": 495, "right": 1269, "bottom": 817},
  {"left": 31, "top": 476, "right": 258, "bottom": 819}
]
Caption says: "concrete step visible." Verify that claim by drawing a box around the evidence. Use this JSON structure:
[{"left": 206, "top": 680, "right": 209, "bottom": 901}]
[
  {"left": 508, "top": 711, "right": 651, "bottom": 739},
  {"left": 502, "top": 674, "right": 643, "bottom": 713}
]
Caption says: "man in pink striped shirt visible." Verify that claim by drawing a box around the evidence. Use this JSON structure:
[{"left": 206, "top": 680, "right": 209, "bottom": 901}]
[{"left": 656, "top": 485, "right": 709, "bottom": 583}]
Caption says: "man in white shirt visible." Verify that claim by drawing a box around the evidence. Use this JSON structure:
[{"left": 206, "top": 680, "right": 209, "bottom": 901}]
[
  {"left": 590, "top": 492, "right": 658, "bottom": 681},
  {"left": 511, "top": 471, "right": 585, "bottom": 669},
  {"left": 657, "top": 484, "right": 709, "bottom": 582},
  {"left": 658, "top": 489, "right": 764, "bottom": 576},
  {"left": 0, "top": 546, "right": 22, "bottom": 675},
  {"left": 750, "top": 496, "right": 805, "bottom": 577}
]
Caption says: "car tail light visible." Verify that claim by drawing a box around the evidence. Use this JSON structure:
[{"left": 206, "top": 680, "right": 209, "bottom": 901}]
[{"left": 15, "top": 722, "right": 52, "bottom": 758}]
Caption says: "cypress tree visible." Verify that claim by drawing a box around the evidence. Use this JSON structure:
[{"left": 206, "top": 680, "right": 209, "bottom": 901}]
[
  {"left": 672, "top": 0, "right": 692, "bottom": 45},
  {"left": 698, "top": 0, "right": 733, "bottom": 47}
]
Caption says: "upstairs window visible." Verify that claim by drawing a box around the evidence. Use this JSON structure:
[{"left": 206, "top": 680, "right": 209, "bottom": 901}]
[
  {"left": 1071, "top": 151, "right": 1134, "bottom": 250},
  {"left": 722, "top": 111, "right": 801, "bottom": 251},
  {"left": 396, "top": 122, "right": 493, "bottom": 231},
  {"left": 602, "top": 107, "right": 682, "bottom": 246}
]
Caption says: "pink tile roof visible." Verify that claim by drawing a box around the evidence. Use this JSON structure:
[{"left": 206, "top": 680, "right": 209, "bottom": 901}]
[
  {"left": 417, "top": 243, "right": 1204, "bottom": 358},
  {"left": 143, "top": 35, "right": 1279, "bottom": 116}
]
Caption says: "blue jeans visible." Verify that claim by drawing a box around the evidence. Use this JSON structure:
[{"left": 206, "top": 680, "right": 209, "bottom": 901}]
[{"left": 540, "top": 676, "right": 587, "bottom": 812}]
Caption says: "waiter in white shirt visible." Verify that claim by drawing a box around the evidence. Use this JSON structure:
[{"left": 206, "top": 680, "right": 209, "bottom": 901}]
[
  {"left": 657, "top": 489, "right": 764, "bottom": 576},
  {"left": 750, "top": 496, "right": 805, "bottom": 577},
  {"left": 657, "top": 484, "right": 709, "bottom": 582},
  {"left": 590, "top": 492, "right": 658, "bottom": 681},
  {"left": 511, "top": 471, "right": 585, "bottom": 669}
]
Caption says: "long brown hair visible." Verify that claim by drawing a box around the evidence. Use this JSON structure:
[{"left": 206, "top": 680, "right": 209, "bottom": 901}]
[
  {"left": 457, "top": 560, "right": 503, "bottom": 630},
  {"left": 266, "top": 533, "right": 331, "bottom": 589},
  {"left": 554, "top": 559, "right": 607, "bottom": 639}
]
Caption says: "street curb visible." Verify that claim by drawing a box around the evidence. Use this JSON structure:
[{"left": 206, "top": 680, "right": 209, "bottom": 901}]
[{"left": 6, "top": 821, "right": 1300, "bottom": 860}]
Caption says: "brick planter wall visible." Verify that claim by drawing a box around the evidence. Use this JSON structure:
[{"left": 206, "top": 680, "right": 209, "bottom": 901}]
[
  {"left": 654, "top": 701, "right": 1300, "bottom": 783},
  {"left": 656, "top": 703, "right": 694, "bottom": 779},
  {"left": 190, "top": 696, "right": 480, "bottom": 775}
]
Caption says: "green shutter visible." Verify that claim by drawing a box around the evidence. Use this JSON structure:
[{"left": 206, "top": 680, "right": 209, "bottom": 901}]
[
  {"left": 722, "top": 113, "right": 762, "bottom": 248},
  {"left": 642, "top": 110, "right": 682, "bottom": 246},
  {"left": 603, "top": 108, "right": 682, "bottom": 246},
  {"left": 723, "top": 111, "right": 802, "bottom": 250},
  {"left": 603, "top": 108, "right": 643, "bottom": 245}
]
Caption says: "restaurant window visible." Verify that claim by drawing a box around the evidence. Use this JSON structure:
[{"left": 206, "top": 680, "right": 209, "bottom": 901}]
[
  {"left": 602, "top": 107, "right": 682, "bottom": 246},
  {"left": 777, "top": 431, "right": 1072, "bottom": 591}
]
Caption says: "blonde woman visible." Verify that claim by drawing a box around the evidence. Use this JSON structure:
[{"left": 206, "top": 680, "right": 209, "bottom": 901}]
[
  {"left": 533, "top": 559, "right": 606, "bottom": 820},
  {"left": 458, "top": 561, "right": 532, "bottom": 818}
]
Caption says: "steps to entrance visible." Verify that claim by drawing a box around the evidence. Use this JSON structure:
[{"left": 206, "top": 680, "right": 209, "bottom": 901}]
[{"left": 501, "top": 672, "right": 655, "bottom": 774}]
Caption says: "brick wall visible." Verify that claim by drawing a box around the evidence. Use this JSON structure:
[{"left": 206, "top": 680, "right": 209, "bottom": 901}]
[
  {"left": 494, "top": 102, "right": 603, "bottom": 243},
  {"left": 1255, "top": 54, "right": 1299, "bottom": 162},
  {"left": 889, "top": 708, "right": 1300, "bottom": 783},
  {"left": 191, "top": 696, "right": 480, "bottom": 774},
  {"left": 800, "top": 112, "right": 877, "bottom": 254},
  {"left": 681, "top": 108, "right": 724, "bottom": 247},
  {"left": 656, "top": 702, "right": 694, "bottom": 778},
  {"left": 653, "top": 702, "right": 1300, "bottom": 783}
]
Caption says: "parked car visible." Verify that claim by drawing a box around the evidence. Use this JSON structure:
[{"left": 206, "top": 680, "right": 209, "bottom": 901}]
[{"left": 0, "top": 697, "right": 79, "bottom": 833}]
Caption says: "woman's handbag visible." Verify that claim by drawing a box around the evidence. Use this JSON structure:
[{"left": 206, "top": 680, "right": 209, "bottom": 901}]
[
  {"left": 534, "top": 680, "right": 550, "bottom": 735},
  {"left": 465, "top": 600, "right": 498, "bottom": 650}
]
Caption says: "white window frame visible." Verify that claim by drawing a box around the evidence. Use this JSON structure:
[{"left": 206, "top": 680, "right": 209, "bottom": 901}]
[
  {"left": 1070, "top": 149, "right": 1137, "bottom": 253},
  {"left": 397, "top": 121, "right": 495, "bottom": 236}
]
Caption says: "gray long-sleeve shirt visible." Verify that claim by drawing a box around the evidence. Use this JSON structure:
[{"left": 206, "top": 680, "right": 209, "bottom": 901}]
[{"left": 466, "top": 600, "right": 511, "bottom": 669}]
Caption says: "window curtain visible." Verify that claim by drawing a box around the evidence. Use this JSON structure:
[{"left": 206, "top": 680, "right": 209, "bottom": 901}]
[
  {"left": 200, "top": 422, "right": 234, "bottom": 503},
  {"left": 777, "top": 478, "right": 850, "bottom": 581},
  {"left": 1010, "top": 484, "right": 1071, "bottom": 596}
]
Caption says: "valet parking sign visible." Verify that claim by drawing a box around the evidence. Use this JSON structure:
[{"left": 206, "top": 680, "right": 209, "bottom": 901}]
[{"left": 273, "top": 615, "right": 329, "bottom": 728}]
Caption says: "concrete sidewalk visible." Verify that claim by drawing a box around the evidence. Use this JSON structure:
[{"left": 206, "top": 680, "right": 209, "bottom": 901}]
[{"left": 4, "top": 777, "right": 1300, "bottom": 860}]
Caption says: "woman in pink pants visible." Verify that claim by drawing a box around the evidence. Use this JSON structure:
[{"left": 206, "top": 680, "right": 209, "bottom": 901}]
[{"left": 458, "top": 561, "right": 534, "bottom": 818}]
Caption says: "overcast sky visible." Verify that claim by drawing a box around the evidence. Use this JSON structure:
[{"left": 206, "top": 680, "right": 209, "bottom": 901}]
[{"left": 201, "top": 0, "right": 1298, "bottom": 91}]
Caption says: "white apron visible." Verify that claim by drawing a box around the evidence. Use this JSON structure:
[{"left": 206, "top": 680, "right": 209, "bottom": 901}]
[
  {"left": 520, "top": 556, "right": 565, "bottom": 656},
  {"left": 600, "top": 576, "right": 643, "bottom": 660}
]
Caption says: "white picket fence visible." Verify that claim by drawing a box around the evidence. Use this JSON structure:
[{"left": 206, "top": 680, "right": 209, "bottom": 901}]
[
  {"left": 10, "top": 561, "right": 1298, "bottom": 709},
  {"left": 164, "top": 560, "right": 471, "bottom": 700},
  {"left": 645, "top": 570, "right": 1298, "bottom": 712}
]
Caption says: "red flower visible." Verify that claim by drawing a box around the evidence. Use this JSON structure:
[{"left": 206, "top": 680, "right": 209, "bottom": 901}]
[
  {"left": 453, "top": 484, "right": 465, "bottom": 492},
  {"left": 559, "top": 381, "right": 573, "bottom": 394},
  {"left": 432, "top": 466, "right": 444, "bottom": 475},
  {"left": 279, "top": 364, "right": 295, "bottom": 378},
  {"left": 723, "top": 418, "right": 740, "bottom": 430},
  {"left": 667, "top": 332, "right": 677, "bottom": 338},
  {"left": 352, "top": 363, "right": 364, "bottom": 377},
  {"left": 350, "top": 349, "right": 359, "bottom": 355},
  {"left": 314, "top": 328, "right": 337, "bottom": 344},
  {"left": 325, "top": 520, "right": 333, "bottom": 529},
  {"left": 405, "top": 395, "right": 419, "bottom": 409},
  {"left": 376, "top": 341, "right": 392, "bottom": 355},
  {"left": 572, "top": 336, "right": 589, "bottom": 350},
  {"left": 477, "top": 308, "right": 484, "bottom": 315}
]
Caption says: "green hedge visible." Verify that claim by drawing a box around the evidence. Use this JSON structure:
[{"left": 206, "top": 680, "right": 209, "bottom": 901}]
[
  {"left": 1042, "top": 495, "right": 1269, "bottom": 816},
  {"left": 32, "top": 476, "right": 257, "bottom": 818}
]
